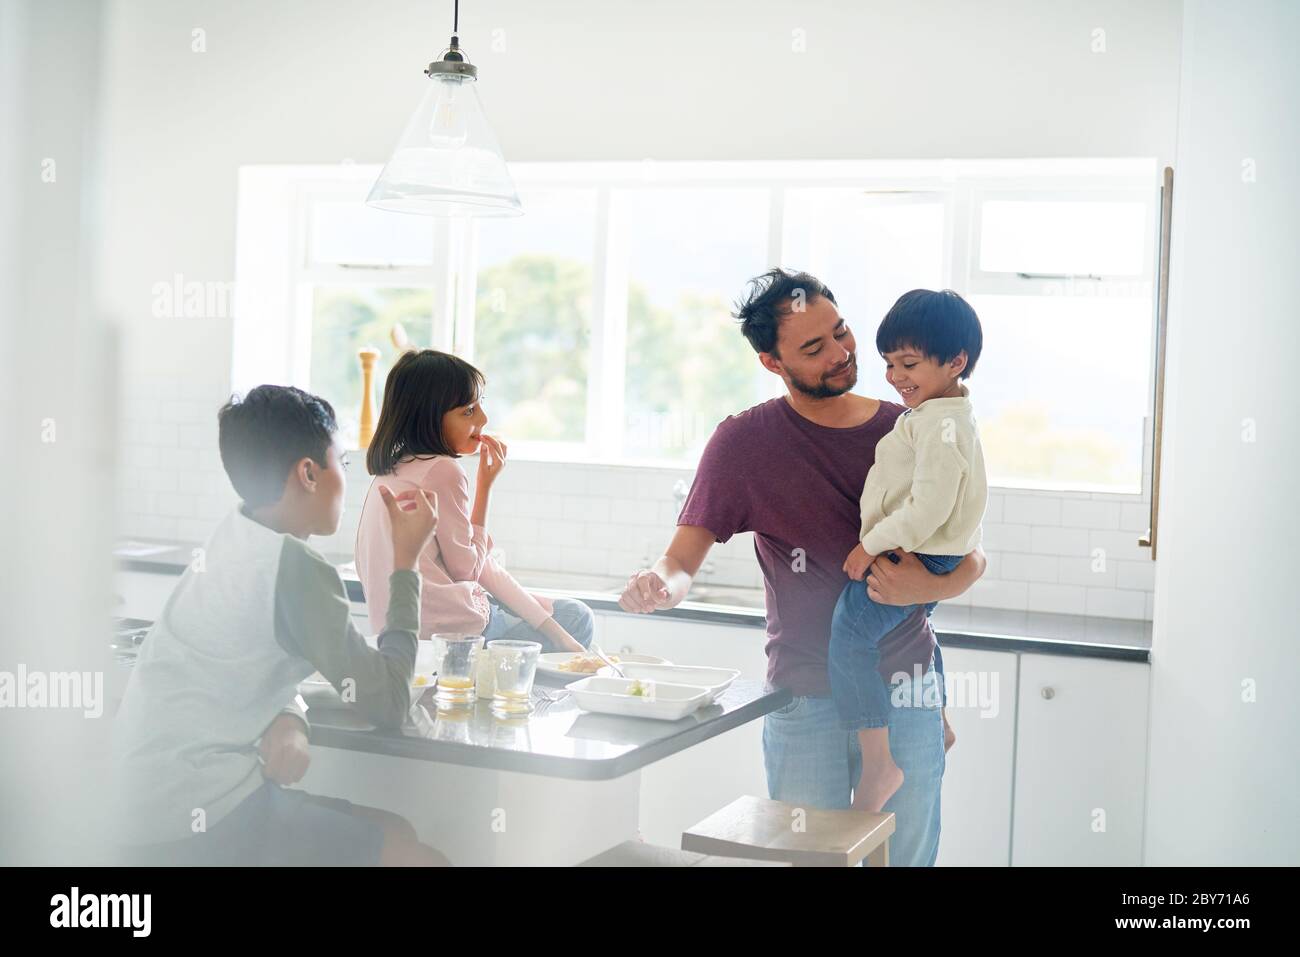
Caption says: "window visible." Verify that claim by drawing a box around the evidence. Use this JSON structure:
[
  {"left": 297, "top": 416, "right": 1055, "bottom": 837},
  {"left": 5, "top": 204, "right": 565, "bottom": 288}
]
[
  {"left": 308, "top": 286, "right": 434, "bottom": 449},
  {"left": 618, "top": 188, "right": 770, "bottom": 460},
  {"left": 782, "top": 189, "right": 948, "bottom": 400},
  {"left": 253, "top": 158, "right": 1158, "bottom": 491},
  {"left": 471, "top": 190, "right": 596, "bottom": 451},
  {"left": 966, "top": 190, "right": 1155, "bottom": 491}
]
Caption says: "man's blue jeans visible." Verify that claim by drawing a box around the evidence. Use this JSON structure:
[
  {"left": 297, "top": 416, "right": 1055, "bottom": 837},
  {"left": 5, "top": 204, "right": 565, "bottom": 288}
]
[
  {"left": 828, "top": 552, "right": 962, "bottom": 730},
  {"left": 762, "top": 665, "right": 946, "bottom": 866}
]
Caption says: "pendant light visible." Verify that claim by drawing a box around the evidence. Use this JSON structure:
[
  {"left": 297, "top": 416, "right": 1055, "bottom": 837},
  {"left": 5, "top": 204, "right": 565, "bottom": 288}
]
[{"left": 367, "top": 0, "right": 522, "bottom": 217}]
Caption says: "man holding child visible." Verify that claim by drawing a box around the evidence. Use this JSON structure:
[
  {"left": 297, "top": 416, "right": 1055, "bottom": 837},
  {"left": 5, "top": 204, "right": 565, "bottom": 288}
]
[{"left": 618, "top": 268, "right": 986, "bottom": 867}]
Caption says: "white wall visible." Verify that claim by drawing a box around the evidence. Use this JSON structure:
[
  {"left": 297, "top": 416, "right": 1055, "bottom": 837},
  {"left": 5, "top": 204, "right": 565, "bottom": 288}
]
[
  {"left": 1144, "top": 0, "right": 1300, "bottom": 865},
  {"left": 0, "top": 0, "right": 119, "bottom": 865},
  {"left": 99, "top": 0, "right": 1180, "bottom": 618}
]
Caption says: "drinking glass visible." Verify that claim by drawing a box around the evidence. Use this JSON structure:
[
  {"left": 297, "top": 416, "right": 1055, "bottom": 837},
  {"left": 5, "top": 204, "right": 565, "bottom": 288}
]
[
  {"left": 487, "top": 640, "right": 541, "bottom": 718},
  {"left": 430, "top": 634, "right": 483, "bottom": 710}
]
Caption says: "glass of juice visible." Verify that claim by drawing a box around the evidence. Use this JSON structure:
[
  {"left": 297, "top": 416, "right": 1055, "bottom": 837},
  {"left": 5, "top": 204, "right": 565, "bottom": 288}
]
[
  {"left": 486, "top": 640, "right": 541, "bottom": 718},
  {"left": 431, "top": 635, "right": 483, "bottom": 710}
]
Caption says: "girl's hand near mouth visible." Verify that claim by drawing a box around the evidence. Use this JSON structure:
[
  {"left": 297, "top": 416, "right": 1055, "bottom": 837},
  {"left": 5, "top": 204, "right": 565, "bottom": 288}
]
[{"left": 476, "top": 434, "right": 508, "bottom": 488}]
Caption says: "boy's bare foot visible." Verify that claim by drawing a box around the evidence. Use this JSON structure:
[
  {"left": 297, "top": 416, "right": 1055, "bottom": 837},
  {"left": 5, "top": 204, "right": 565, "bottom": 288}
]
[{"left": 852, "top": 727, "right": 905, "bottom": 813}]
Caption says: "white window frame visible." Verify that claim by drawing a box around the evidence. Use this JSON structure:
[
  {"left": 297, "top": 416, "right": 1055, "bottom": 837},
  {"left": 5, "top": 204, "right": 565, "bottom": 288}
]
[{"left": 240, "top": 158, "right": 1160, "bottom": 491}]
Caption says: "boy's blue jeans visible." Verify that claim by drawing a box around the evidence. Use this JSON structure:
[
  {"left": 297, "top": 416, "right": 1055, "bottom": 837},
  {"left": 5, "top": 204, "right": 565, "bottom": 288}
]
[{"left": 828, "top": 551, "right": 962, "bottom": 730}]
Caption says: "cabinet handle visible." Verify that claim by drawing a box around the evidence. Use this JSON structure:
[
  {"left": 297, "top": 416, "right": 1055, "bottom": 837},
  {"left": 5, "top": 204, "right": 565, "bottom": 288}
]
[
  {"left": 1041, "top": 687, "right": 1056, "bottom": 700},
  {"left": 1142, "top": 166, "right": 1174, "bottom": 560},
  {"left": 620, "top": 645, "right": 634, "bottom": 655}
]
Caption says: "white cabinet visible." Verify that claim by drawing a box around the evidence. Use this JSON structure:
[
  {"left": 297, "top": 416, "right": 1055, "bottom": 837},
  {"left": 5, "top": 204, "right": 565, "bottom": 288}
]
[
  {"left": 1011, "top": 654, "right": 1150, "bottom": 866},
  {"left": 592, "top": 611, "right": 772, "bottom": 846},
  {"left": 935, "top": 646, "right": 1018, "bottom": 866}
]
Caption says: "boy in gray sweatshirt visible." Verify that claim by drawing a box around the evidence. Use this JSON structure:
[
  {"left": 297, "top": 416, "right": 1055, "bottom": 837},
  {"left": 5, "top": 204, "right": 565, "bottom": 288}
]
[{"left": 113, "top": 385, "right": 444, "bottom": 865}]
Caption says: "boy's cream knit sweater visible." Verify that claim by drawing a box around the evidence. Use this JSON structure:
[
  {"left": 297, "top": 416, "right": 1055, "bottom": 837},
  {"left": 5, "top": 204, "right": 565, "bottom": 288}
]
[{"left": 859, "top": 383, "right": 988, "bottom": 557}]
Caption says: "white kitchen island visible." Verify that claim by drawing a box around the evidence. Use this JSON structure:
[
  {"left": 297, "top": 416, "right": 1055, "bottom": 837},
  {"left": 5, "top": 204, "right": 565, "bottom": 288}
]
[{"left": 299, "top": 678, "right": 789, "bottom": 867}]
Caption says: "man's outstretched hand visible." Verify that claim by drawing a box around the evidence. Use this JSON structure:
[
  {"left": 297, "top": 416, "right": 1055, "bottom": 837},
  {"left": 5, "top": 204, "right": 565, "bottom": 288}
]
[{"left": 619, "top": 569, "right": 673, "bottom": 613}]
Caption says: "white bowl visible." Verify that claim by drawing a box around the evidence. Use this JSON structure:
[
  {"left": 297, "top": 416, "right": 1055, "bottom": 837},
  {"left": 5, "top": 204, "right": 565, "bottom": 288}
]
[
  {"left": 536, "top": 651, "right": 669, "bottom": 679},
  {"left": 595, "top": 663, "right": 740, "bottom": 704},
  {"left": 567, "top": 675, "right": 711, "bottom": 721}
]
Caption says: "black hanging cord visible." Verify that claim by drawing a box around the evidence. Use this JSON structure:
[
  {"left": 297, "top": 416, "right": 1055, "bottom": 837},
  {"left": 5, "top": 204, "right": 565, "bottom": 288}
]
[{"left": 454, "top": 0, "right": 459, "bottom": 34}]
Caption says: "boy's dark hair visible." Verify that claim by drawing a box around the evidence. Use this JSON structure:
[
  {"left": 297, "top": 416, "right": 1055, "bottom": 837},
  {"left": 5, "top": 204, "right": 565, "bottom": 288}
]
[
  {"left": 876, "top": 288, "right": 983, "bottom": 379},
  {"left": 217, "top": 385, "right": 337, "bottom": 508},
  {"left": 366, "top": 349, "right": 485, "bottom": 476},
  {"left": 733, "top": 267, "right": 837, "bottom": 356}
]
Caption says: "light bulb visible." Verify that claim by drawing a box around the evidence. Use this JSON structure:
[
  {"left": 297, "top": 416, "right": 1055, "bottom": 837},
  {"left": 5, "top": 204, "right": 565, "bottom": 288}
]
[{"left": 427, "top": 76, "right": 469, "bottom": 149}]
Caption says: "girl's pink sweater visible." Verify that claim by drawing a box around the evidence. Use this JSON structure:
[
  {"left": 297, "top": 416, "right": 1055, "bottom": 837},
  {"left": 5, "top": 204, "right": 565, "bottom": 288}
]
[{"left": 354, "top": 455, "right": 552, "bottom": 639}]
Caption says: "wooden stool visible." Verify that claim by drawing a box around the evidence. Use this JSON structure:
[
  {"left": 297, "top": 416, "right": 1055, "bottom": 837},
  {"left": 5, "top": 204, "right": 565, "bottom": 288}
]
[
  {"left": 578, "top": 839, "right": 790, "bottom": 867},
  {"left": 681, "top": 795, "right": 894, "bottom": 867}
]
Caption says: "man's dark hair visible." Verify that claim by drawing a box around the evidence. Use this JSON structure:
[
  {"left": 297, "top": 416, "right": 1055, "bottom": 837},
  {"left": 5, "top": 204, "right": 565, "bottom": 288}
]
[
  {"left": 733, "top": 267, "right": 837, "bottom": 356},
  {"left": 876, "top": 288, "right": 983, "bottom": 379},
  {"left": 217, "top": 385, "right": 337, "bottom": 508}
]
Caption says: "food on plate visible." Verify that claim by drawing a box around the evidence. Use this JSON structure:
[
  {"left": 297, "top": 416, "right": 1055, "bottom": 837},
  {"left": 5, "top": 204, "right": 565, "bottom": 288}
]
[
  {"left": 626, "top": 679, "right": 654, "bottom": 698},
  {"left": 556, "top": 653, "right": 620, "bottom": 674}
]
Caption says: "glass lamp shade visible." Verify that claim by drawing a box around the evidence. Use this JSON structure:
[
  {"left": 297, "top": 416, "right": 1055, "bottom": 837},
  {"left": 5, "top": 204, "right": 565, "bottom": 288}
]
[{"left": 367, "top": 74, "right": 522, "bottom": 217}]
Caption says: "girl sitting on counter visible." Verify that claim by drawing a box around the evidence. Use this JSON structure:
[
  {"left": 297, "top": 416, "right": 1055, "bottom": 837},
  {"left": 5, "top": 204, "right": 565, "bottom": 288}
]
[{"left": 355, "top": 349, "right": 595, "bottom": 653}]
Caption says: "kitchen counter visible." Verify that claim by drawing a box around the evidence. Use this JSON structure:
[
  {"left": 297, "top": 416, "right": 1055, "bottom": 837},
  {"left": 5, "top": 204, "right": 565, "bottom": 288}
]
[
  {"left": 307, "top": 678, "right": 788, "bottom": 780},
  {"left": 116, "top": 540, "right": 1152, "bottom": 663}
]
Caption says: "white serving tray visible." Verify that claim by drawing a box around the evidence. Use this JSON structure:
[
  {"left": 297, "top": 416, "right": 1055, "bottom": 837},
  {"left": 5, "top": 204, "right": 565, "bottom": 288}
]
[
  {"left": 594, "top": 663, "right": 740, "bottom": 704},
  {"left": 566, "top": 676, "right": 712, "bottom": 721}
]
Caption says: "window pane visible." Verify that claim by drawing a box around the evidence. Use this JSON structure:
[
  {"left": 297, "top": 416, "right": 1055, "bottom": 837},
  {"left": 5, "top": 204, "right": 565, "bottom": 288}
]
[
  {"left": 309, "top": 200, "right": 435, "bottom": 266},
  {"left": 978, "top": 199, "right": 1147, "bottom": 276},
  {"left": 783, "top": 190, "right": 947, "bottom": 398},
  {"left": 620, "top": 188, "right": 770, "bottom": 460},
  {"left": 309, "top": 286, "right": 434, "bottom": 449},
  {"left": 969, "top": 292, "right": 1151, "bottom": 491},
  {"left": 474, "top": 190, "right": 596, "bottom": 443}
]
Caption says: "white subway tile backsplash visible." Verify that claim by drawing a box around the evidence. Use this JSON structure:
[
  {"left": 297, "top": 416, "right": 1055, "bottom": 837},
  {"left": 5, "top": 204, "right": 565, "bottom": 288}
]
[
  {"left": 1001, "top": 552, "right": 1059, "bottom": 583},
  {"left": 154, "top": 493, "right": 195, "bottom": 517},
  {"left": 1089, "top": 529, "right": 1151, "bottom": 564},
  {"left": 1058, "top": 555, "right": 1117, "bottom": 588},
  {"left": 1116, "top": 559, "right": 1156, "bottom": 591},
  {"left": 113, "top": 341, "right": 1156, "bottom": 624},
  {"left": 1030, "top": 526, "right": 1091, "bottom": 557},
  {"left": 1003, "top": 494, "right": 1062, "bottom": 526},
  {"left": 1120, "top": 503, "right": 1151, "bottom": 533},
  {"left": 536, "top": 519, "right": 571, "bottom": 546},
  {"left": 981, "top": 523, "right": 1032, "bottom": 552},
  {"left": 1060, "top": 499, "right": 1121, "bottom": 529},
  {"left": 967, "top": 578, "right": 1028, "bottom": 611},
  {"left": 138, "top": 470, "right": 180, "bottom": 493},
  {"left": 563, "top": 496, "right": 610, "bottom": 524},
  {"left": 177, "top": 424, "right": 210, "bottom": 449},
  {"left": 1028, "top": 582, "right": 1087, "bottom": 615}
]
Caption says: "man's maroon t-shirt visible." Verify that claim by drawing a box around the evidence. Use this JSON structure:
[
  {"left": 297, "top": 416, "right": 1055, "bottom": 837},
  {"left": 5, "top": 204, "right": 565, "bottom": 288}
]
[{"left": 679, "top": 396, "right": 936, "bottom": 697}]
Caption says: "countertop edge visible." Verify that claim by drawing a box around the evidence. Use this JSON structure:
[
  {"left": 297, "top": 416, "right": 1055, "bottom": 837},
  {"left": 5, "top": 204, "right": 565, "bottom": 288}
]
[{"left": 308, "top": 684, "right": 793, "bottom": 778}]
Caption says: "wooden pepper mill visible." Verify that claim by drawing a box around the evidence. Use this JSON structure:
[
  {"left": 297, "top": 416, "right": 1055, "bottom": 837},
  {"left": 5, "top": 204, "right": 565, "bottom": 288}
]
[{"left": 358, "top": 346, "right": 380, "bottom": 449}]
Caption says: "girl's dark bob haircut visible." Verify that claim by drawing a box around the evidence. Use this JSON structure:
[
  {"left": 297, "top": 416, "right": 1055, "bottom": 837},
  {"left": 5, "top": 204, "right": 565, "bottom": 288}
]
[
  {"left": 876, "top": 288, "right": 983, "bottom": 379},
  {"left": 366, "top": 349, "right": 485, "bottom": 476}
]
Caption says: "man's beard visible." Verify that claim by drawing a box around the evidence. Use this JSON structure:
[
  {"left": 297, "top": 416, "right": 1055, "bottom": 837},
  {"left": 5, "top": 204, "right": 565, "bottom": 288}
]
[{"left": 786, "top": 355, "right": 858, "bottom": 399}]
